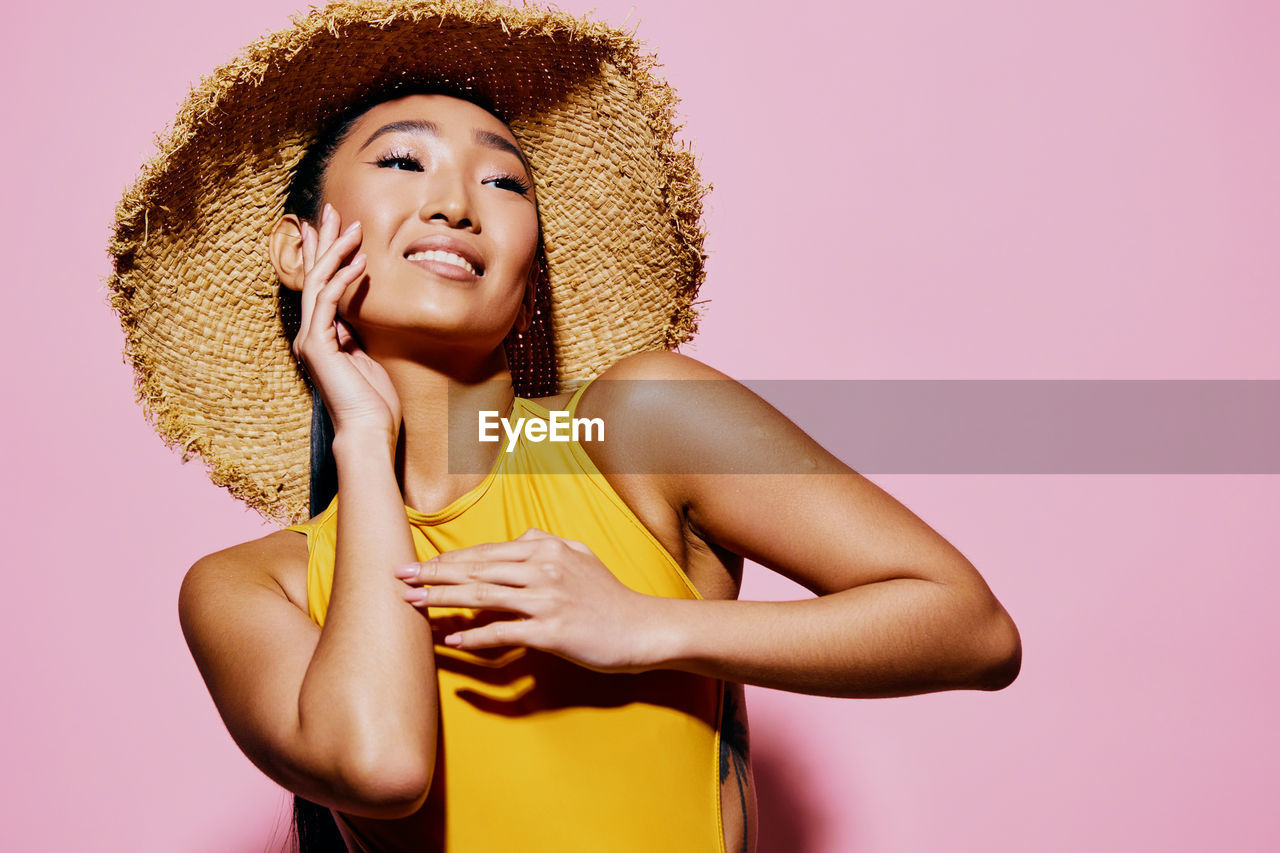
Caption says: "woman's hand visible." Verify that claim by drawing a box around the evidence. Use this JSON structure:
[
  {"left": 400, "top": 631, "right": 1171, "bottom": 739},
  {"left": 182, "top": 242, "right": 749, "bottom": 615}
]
[
  {"left": 394, "top": 528, "right": 668, "bottom": 674},
  {"left": 294, "top": 203, "right": 402, "bottom": 442}
]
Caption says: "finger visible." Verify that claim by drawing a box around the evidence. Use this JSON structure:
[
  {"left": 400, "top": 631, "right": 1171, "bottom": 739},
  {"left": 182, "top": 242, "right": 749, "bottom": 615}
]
[
  {"left": 397, "top": 560, "right": 534, "bottom": 587},
  {"left": 295, "top": 220, "right": 361, "bottom": 347},
  {"left": 404, "top": 582, "right": 531, "bottom": 612},
  {"left": 296, "top": 222, "right": 319, "bottom": 342},
  {"left": 301, "top": 220, "right": 317, "bottom": 272},
  {"left": 305, "top": 253, "right": 366, "bottom": 342},
  {"left": 334, "top": 317, "right": 371, "bottom": 357},
  {"left": 317, "top": 202, "right": 341, "bottom": 256},
  {"left": 305, "top": 221, "right": 363, "bottom": 295},
  {"left": 334, "top": 316, "right": 354, "bottom": 349},
  {"left": 443, "top": 618, "right": 537, "bottom": 650}
]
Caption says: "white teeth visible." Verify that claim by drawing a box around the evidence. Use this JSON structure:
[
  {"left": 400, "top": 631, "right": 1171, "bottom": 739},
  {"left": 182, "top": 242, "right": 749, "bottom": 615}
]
[{"left": 406, "top": 250, "right": 477, "bottom": 275}]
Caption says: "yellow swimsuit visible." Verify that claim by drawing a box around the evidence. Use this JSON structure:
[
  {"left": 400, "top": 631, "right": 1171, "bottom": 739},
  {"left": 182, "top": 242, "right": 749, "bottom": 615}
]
[{"left": 286, "top": 380, "right": 726, "bottom": 852}]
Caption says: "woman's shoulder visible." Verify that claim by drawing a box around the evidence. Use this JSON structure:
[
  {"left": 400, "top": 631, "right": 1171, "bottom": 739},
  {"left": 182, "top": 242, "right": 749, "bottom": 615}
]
[
  {"left": 572, "top": 351, "right": 740, "bottom": 457},
  {"left": 525, "top": 351, "right": 727, "bottom": 424},
  {"left": 182, "top": 527, "right": 311, "bottom": 616},
  {"left": 593, "top": 350, "right": 728, "bottom": 383},
  {"left": 573, "top": 351, "right": 729, "bottom": 420},
  {"left": 522, "top": 350, "right": 750, "bottom": 490},
  {"left": 569, "top": 349, "right": 832, "bottom": 485}
]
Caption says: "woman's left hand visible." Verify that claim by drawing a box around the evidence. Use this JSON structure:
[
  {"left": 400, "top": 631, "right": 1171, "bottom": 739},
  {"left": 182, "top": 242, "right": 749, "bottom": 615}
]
[{"left": 394, "top": 529, "right": 668, "bottom": 674}]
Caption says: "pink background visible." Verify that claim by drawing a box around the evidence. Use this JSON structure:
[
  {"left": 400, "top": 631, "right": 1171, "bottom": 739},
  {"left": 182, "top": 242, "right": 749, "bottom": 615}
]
[{"left": 3, "top": 0, "right": 1277, "bottom": 850}]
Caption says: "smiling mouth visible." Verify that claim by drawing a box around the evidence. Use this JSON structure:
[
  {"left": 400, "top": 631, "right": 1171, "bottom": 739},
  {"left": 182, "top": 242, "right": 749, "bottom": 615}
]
[{"left": 405, "top": 249, "right": 482, "bottom": 277}]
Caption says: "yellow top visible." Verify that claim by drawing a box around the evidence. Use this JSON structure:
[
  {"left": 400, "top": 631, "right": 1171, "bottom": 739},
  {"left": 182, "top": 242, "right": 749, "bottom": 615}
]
[{"left": 286, "top": 379, "right": 726, "bottom": 852}]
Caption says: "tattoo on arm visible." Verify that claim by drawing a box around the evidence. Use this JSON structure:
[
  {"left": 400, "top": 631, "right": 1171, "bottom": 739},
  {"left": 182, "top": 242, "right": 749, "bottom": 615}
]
[{"left": 719, "top": 683, "right": 752, "bottom": 853}]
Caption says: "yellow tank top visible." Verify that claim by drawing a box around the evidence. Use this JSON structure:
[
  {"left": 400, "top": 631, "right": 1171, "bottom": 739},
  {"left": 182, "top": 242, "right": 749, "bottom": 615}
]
[{"left": 286, "top": 379, "right": 726, "bottom": 852}]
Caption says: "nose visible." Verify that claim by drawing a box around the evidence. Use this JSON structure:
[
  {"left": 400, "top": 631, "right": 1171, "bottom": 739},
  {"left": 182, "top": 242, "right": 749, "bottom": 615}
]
[{"left": 419, "top": 170, "right": 475, "bottom": 230}]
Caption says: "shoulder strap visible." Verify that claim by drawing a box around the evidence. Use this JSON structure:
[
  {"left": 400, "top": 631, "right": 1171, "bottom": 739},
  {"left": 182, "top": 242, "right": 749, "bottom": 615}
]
[{"left": 565, "top": 374, "right": 601, "bottom": 417}]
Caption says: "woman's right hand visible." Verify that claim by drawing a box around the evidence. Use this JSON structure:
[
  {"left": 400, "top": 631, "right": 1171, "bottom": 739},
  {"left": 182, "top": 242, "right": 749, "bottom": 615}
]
[{"left": 294, "top": 203, "right": 403, "bottom": 446}]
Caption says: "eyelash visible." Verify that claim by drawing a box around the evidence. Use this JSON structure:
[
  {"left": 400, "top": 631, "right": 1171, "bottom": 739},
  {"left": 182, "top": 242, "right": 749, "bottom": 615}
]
[
  {"left": 373, "top": 149, "right": 531, "bottom": 195},
  {"left": 373, "top": 151, "right": 424, "bottom": 171}
]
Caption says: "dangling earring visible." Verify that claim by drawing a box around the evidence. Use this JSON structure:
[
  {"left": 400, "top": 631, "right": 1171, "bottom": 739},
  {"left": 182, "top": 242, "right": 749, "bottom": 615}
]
[{"left": 519, "top": 267, "right": 539, "bottom": 334}]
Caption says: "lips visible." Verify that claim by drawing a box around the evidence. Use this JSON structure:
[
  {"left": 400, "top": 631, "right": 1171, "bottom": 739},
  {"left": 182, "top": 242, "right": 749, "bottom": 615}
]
[{"left": 402, "top": 235, "right": 485, "bottom": 277}]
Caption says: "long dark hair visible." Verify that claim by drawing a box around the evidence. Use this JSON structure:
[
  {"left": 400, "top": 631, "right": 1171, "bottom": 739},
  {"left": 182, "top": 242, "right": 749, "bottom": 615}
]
[{"left": 279, "top": 91, "right": 368, "bottom": 853}]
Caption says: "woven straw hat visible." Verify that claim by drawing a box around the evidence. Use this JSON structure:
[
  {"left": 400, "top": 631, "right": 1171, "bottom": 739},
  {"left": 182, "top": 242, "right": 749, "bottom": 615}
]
[{"left": 107, "top": 0, "right": 709, "bottom": 525}]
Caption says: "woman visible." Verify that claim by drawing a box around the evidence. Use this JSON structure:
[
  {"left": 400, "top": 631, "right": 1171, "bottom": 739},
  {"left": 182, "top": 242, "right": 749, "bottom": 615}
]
[{"left": 109, "top": 3, "right": 1020, "bottom": 852}]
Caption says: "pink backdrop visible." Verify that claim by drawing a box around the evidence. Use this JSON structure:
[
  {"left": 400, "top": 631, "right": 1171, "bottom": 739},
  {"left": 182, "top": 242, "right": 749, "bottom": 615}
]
[{"left": 4, "top": 0, "right": 1277, "bottom": 850}]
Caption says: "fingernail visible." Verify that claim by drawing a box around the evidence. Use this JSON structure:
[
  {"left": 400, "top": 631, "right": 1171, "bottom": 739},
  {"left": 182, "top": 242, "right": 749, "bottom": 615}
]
[
  {"left": 403, "top": 588, "right": 428, "bottom": 603},
  {"left": 352, "top": 253, "right": 366, "bottom": 265},
  {"left": 344, "top": 221, "right": 360, "bottom": 235},
  {"left": 394, "top": 564, "right": 417, "bottom": 579},
  {"left": 322, "top": 203, "right": 332, "bottom": 221}
]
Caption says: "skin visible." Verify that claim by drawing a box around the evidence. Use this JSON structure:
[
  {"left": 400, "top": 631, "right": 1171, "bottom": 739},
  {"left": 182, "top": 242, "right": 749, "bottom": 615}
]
[{"left": 179, "top": 94, "right": 1021, "bottom": 853}]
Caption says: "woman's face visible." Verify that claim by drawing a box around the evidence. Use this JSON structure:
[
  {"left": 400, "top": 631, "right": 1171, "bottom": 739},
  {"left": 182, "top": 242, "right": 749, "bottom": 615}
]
[{"left": 314, "top": 94, "right": 539, "bottom": 360}]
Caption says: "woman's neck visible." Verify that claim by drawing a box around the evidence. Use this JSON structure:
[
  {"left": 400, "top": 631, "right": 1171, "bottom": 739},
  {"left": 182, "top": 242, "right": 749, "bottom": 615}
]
[{"left": 375, "top": 350, "right": 516, "bottom": 515}]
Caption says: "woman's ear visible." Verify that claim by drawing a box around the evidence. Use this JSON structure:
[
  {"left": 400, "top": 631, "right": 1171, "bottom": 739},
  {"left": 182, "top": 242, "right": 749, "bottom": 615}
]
[{"left": 269, "top": 214, "right": 306, "bottom": 292}]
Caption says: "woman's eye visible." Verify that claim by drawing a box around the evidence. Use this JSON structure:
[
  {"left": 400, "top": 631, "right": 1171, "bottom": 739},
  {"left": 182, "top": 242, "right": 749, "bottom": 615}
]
[
  {"left": 375, "top": 154, "right": 423, "bottom": 171},
  {"left": 485, "top": 175, "right": 531, "bottom": 195}
]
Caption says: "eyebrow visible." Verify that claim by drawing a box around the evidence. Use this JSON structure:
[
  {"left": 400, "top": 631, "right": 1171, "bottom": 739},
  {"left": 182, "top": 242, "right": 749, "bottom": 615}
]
[{"left": 357, "top": 120, "right": 532, "bottom": 177}]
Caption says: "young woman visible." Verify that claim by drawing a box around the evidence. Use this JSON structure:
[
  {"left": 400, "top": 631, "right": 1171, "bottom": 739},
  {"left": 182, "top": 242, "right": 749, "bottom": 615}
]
[{"left": 109, "top": 4, "right": 1020, "bottom": 852}]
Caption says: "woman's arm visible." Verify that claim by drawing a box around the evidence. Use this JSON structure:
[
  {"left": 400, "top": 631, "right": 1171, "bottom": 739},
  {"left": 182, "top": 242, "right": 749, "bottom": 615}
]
[
  {"left": 179, "top": 207, "right": 439, "bottom": 818},
  {"left": 179, "top": 449, "right": 436, "bottom": 820},
  {"left": 304, "top": 430, "right": 438, "bottom": 799},
  {"left": 286, "top": 206, "right": 438, "bottom": 805},
  {"left": 645, "top": 568, "right": 1017, "bottom": 698},
  {"left": 587, "top": 351, "right": 1021, "bottom": 697},
  {"left": 401, "top": 351, "right": 1019, "bottom": 698}
]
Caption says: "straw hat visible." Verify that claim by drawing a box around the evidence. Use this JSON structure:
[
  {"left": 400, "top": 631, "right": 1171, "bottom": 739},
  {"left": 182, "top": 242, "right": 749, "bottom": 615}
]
[{"left": 107, "top": 0, "right": 709, "bottom": 525}]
